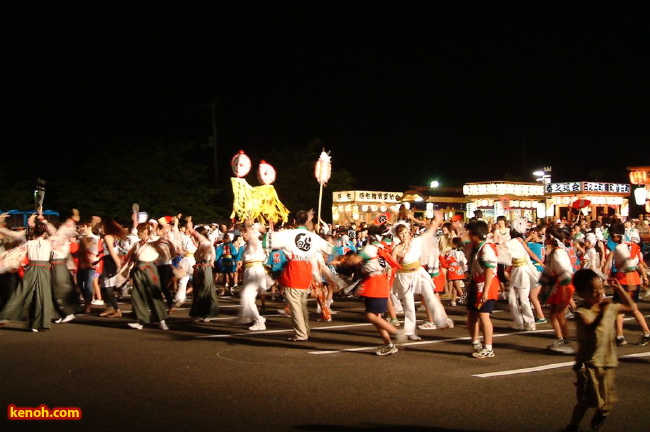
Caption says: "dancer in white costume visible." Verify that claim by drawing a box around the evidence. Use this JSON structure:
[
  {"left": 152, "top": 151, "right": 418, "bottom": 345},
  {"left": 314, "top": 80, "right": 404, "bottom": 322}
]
[
  {"left": 505, "top": 218, "right": 539, "bottom": 331},
  {"left": 239, "top": 221, "right": 271, "bottom": 330},
  {"left": 391, "top": 210, "right": 453, "bottom": 341},
  {"left": 173, "top": 218, "right": 197, "bottom": 308}
]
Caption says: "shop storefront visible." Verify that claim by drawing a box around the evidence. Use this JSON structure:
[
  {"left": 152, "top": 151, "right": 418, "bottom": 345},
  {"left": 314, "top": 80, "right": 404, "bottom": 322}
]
[
  {"left": 462, "top": 181, "right": 546, "bottom": 223},
  {"left": 332, "top": 190, "right": 402, "bottom": 225},
  {"left": 544, "top": 181, "right": 631, "bottom": 223}
]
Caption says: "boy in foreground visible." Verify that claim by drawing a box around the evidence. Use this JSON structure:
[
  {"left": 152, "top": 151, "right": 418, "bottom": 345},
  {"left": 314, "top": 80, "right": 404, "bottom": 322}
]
[{"left": 566, "top": 269, "right": 637, "bottom": 431}]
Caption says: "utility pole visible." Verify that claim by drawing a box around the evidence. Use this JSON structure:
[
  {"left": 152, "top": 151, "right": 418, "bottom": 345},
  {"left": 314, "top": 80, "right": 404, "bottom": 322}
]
[
  {"left": 203, "top": 99, "right": 220, "bottom": 188},
  {"left": 521, "top": 128, "right": 527, "bottom": 177}
]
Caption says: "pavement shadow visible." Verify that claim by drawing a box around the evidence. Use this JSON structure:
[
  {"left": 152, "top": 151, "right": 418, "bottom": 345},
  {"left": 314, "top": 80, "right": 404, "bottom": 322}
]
[
  {"left": 620, "top": 356, "right": 650, "bottom": 365},
  {"left": 293, "top": 424, "right": 495, "bottom": 432}
]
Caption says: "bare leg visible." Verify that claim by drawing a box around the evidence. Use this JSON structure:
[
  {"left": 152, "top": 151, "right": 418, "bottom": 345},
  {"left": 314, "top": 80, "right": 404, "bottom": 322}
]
[
  {"left": 479, "top": 312, "right": 493, "bottom": 345},
  {"left": 530, "top": 286, "right": 545, "bottom": 319},
  {"left": 550, "top": 303, "right": 570, "bottom": 339},
  {"left": 467, "top": 310, "right": 480, "bottom": 341},
  {"left": 366, "top": 312, "right": 397, "bottom": 344},
  {"left": 387, "top": 297, "right": 397, "bottom": 320}
]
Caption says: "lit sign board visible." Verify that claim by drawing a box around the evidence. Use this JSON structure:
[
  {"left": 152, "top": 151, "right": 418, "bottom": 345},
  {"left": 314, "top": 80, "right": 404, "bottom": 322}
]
[
  {"left": 463, "top": 183, "right": 544, "bottom": 196},
  {"left": 333, "top": 191, "right": 402, "bottom": 203},
  {"left": 546, "top": 182, "right": 630, "bottom": 194}
]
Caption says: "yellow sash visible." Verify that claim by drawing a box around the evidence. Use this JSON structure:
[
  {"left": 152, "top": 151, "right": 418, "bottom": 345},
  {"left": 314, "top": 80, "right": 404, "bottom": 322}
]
[{"left": 397, "top": 260, "right": 421, "bottom": 273}]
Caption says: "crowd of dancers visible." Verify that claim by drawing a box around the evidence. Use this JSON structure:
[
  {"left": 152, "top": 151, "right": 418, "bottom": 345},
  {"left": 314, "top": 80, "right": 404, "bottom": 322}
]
[{"left": 0, "top": 207, "right": 649, "bottom": 360}]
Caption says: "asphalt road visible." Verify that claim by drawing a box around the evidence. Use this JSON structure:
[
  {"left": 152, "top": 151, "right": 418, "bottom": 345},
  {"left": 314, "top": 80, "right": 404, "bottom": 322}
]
[{"left": 1, "top": 291, "right": 649, "bottom": 432}]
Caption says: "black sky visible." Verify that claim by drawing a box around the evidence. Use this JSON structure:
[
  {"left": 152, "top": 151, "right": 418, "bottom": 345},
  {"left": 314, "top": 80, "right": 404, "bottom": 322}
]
[{"left": 4, "top": 2, "right": 649, "bottom": 191}]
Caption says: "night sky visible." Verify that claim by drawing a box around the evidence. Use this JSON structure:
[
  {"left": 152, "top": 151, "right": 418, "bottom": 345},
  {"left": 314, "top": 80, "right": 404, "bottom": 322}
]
[{"left": 4, "top": 2, "right": 649, "bottom": 191}]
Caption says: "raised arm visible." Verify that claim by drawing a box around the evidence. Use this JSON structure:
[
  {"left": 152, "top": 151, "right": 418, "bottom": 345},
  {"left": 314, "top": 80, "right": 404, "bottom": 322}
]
[{"left": 423, "top": 210, "right": 443, "bottom": 237}]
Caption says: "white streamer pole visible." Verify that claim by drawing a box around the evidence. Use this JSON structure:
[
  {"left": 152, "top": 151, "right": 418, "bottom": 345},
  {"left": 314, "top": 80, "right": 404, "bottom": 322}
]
[{"left": 314, "top": 150, "right": 332, "bottom": 223}]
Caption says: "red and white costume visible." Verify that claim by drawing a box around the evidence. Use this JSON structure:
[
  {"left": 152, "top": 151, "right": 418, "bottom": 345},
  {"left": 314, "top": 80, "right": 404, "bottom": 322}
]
[{"left": 271, "top": 227, "right": 332, "bottom": 340}]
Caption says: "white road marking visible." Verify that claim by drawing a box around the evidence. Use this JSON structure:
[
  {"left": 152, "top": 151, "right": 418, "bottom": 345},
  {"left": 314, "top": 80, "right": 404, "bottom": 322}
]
[
  {"left": 196, "top": 322, "right": 371, "bottom": 338},
  {"left": 473, "top": 352, "right": 650, "bottom": 378},
  {"left": 308, "top": 329, "right": 556, "bottom": 355}
]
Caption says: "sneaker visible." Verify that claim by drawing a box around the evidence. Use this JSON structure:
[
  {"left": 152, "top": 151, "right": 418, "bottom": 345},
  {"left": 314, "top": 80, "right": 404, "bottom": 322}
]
[
  {"left": 277, "top": 309, "right": 291, "bottom": 317},
  {"left": 535, "top": 318, "right": 548, "bottom": 324},
  {"left": 638, "top": 334, "right": 650, "bottom": 346},
  {"left": 389, "top": 318, "right": 401, "bottom": 327},
  {"left": 395, "top": 329, "right": 407, "bottom": 344},
  {"left": 61, "top": 314, "right": 76, "bottom": 323},
  {"left": 510, "top": 324, "right": 525, "bottom": 330},
  {"left": 32, "top": 328, "right": 39, "bottom": 333},
  {"left": 591, "top": 410, "right": 608, "bottom": 431},
  {"left": 249, "top": 321, "right": 267, "bottom": 331},
  {"left": 407, "top": 334, "right": 422, "bottom": 341},
  {"left": 376, "top": 343, "right": 398, "bottom": 356},
  {"left": 418, "top": 322, "right": 437, "bottom": 330},
  {"left": 317, "top": 317, "right": 332, "bottom": 322},
  {"left": 159, "top": 320, "right": 169, "bottom": 330},
  {"left": 128, "top": 322, "right": 144, "bottom": 330},
  {"left": 91, "top": 299, "right": 104, "bottom": 305},
  {"left": 472, "top": 341, "right": 483, "bottom": 352},
  {"left": 173, "top": 300, "right": 185, "bottom": 308},
  {"left": 472, "top": 347, "right": 495, "bottom": 358},
  {"left": 548, "top": 338, "right": 575, "bottom": 354},
  {"left": 616, "top": 336, "right": 627, "bottom": 346},
  {"left": 450, "top": 301, "right": 457, "bottom": 307},
  {"left": 565, "top": 309, "right": 575, "bottom": 319},
  {"left": 524, "top": 322, "right": 536, "bottom": 331},
  {"left": 417, "top": 305, "right": 427, "bottom": 312},
  {"left": 441, "top": 318, "right": 454, "bottom": 329}
]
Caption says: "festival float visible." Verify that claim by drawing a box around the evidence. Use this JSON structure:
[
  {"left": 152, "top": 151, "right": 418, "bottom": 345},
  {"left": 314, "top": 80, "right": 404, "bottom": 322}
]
[{"left": 229, "top": 151, "right": 289, "bottom": 224}]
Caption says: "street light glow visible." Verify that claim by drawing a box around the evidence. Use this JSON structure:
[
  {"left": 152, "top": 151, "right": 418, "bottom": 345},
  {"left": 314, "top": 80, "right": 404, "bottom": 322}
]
[
  {"left": 532, "top": 170, "right": 545, "bottom": 177},
  {"left": 430, "top": 180, "right": 439, "bottom": 188}
]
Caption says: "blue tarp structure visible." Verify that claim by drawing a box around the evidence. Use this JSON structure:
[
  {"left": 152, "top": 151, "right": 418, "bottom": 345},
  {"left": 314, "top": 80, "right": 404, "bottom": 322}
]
[{"left": 0, "top": 210, "right": 60, "bottom": 229}]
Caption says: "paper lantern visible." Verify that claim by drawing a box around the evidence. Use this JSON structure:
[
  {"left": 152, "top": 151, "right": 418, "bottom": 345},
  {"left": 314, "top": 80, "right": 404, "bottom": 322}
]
[
  {"left": 634, "top": 187, "right": 647, "bottom": 205},
  {"left": 629, "top": 170, "right": 648, "bottom": 185},
  {"left": 257, "top": 160, "right": 276, "bottom": 185},
  {"left": 231, "top": 150, "right": 251, "bottom": 178}
]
